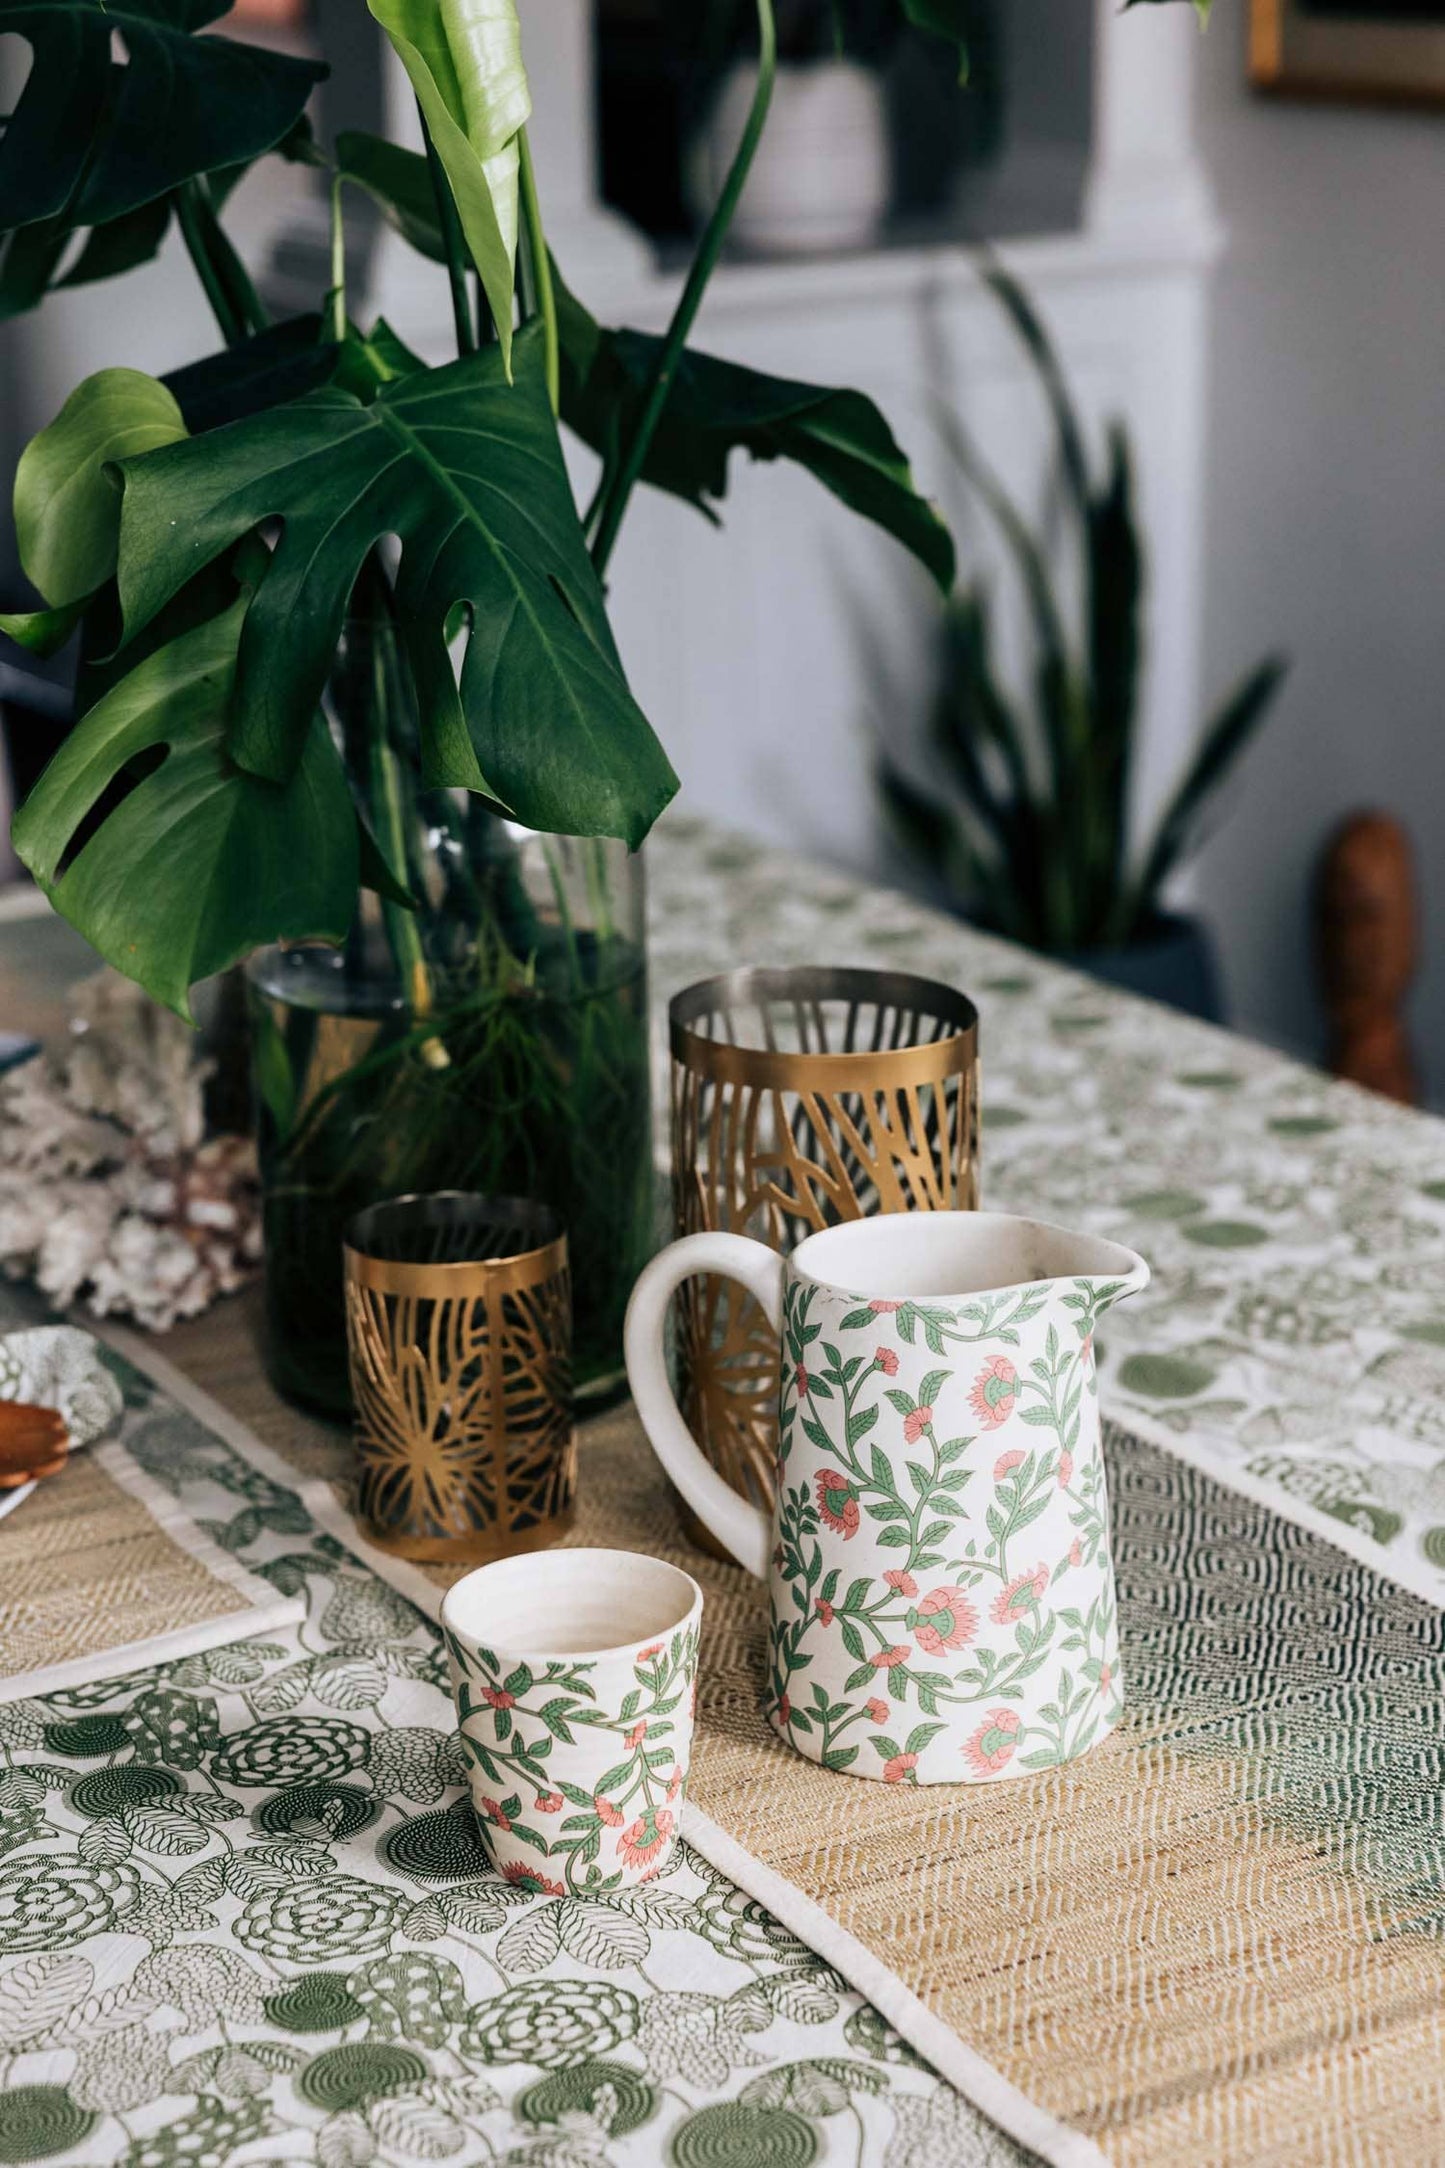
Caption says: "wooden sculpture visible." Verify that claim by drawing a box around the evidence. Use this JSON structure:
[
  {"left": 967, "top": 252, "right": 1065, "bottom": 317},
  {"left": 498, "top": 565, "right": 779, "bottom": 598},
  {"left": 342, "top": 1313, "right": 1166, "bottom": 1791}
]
[{"left": 1314, "top": 812, "right": 1419, "bottom": 1105}]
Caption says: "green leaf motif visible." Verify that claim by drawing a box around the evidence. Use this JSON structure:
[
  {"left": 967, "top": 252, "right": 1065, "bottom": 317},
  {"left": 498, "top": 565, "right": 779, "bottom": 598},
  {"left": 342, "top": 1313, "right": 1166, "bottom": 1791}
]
[
  {"left": 13, "top": 368, "right": 187, "bottom": 609},
  {"left": 0, "top": 0, "right": 324, "bottom": 234},
  {"left": 555, "top": 264, "right": 954, "bottom": 594},
  {"left": 366, "top": 0, "right": 530, "bottom": 375},
  {"left": 113, "top": 327, "right": 677, "bottom": 846},
  {"left": 11, "top": 602, "right": 358, "bottom": 1018}
]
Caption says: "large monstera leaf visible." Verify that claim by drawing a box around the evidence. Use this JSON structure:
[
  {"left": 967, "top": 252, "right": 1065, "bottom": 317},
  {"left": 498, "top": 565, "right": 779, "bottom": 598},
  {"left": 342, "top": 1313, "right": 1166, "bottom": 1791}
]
[
  {"left": 11, "top": 602, "right": 358, "bottom": 1018},
  {"left": 0, "top": 0, "right": 323, "bottom": 237},
  {"left": 556, "top": 269, "right": 954, "bottom": 594},
  {"left": 366, "top": 0, "right": 529, "bottom": 375},
  {"left": 113, "top": 325, "right": 677, "bottom": 847}
]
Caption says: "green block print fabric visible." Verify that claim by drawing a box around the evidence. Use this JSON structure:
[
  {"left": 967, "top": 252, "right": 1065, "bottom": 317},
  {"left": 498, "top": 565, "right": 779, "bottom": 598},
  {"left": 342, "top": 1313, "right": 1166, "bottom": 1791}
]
[
  {"left": 0, "top": 1355, "right": 1034, "bottom": 2168},
  {"left": 650, "top": 819, "right": 1445, "bottom": 1606}
]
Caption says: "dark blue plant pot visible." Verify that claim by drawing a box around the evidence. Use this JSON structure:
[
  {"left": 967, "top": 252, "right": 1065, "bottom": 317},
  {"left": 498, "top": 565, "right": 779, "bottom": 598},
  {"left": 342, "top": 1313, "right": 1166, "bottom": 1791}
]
[{"left": 1067, "top": 913, "right": 1225, "bottom": 1025}]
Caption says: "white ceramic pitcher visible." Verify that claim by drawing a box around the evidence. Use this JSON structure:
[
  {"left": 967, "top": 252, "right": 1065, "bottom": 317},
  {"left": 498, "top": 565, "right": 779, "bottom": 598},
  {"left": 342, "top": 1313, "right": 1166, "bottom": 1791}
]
[{"left": 626, "top": 1211, "right": 1149, "bottom": 1785}]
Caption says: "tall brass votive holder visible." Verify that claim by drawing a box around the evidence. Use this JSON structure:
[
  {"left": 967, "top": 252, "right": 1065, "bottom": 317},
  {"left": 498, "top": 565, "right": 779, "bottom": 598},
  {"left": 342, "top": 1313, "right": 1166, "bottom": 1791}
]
[
  {"left": 670, "top": 966, "right": 980, "bottom": 1544},
  {"left": 343, "top": 1193, "right": 575, "bottom": 1563}
]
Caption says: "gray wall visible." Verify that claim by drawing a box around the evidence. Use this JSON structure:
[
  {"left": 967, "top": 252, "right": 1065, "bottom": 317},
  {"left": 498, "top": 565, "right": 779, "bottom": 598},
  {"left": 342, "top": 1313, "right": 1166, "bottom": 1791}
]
[{"left": 1191, "top": 12, "right": 1445, "bottom": 1103}]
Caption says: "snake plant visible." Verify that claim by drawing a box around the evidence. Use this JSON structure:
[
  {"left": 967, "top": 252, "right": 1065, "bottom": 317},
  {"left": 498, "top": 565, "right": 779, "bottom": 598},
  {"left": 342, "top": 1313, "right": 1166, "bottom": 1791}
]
[{"left": 880, "top": 255, "right": 1284, "bottom": 955}]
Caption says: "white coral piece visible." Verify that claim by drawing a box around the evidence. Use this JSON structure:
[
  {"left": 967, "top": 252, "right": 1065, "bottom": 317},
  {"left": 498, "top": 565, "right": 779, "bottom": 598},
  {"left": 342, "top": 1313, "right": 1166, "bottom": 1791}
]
[{"left": 0, "top": 969, "right": 259, "bottom": 1330}]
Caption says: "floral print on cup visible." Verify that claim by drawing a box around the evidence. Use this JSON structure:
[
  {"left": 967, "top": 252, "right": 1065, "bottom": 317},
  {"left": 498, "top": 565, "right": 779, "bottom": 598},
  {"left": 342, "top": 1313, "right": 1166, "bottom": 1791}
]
[{"left": 445, "top": 1619, "right": 701, "bottom": 1893}]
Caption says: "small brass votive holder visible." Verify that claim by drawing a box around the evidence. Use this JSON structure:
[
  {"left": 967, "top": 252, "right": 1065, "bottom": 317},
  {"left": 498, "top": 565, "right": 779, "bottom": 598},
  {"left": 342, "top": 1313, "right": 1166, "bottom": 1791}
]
[
  {"left": 343, "top": 1193, "right": 575, "bottom": 1563},
  {"left": 670, "top": 966, "right": 979, "bottom": 1544}
]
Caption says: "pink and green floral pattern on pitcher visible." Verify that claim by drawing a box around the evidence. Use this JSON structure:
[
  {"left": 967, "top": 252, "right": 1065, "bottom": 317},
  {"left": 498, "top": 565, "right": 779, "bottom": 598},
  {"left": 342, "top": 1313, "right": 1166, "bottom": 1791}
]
[
  {"left": 626, "top": 1211, "right": 1148, "bottom": 1786},
  {"left": 766, "top": 1271, "right": 1127, "bottom": 1782}
]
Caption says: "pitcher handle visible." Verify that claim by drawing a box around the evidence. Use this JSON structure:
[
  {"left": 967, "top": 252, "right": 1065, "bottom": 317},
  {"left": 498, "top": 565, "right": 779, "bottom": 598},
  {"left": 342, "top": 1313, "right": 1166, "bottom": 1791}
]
[{"left": 625, "top": 1233, "right": 780, "bottom": 1579}]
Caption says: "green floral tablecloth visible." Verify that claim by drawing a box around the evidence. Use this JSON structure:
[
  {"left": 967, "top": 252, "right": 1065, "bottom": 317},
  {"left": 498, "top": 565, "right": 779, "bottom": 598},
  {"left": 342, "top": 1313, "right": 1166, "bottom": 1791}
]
[
  {"left": 650, "top": 819, "right": 1445, "bottom": 1607},
  {"left": 0, "top": 1342, "right": 1026, "bottom": 2168}
]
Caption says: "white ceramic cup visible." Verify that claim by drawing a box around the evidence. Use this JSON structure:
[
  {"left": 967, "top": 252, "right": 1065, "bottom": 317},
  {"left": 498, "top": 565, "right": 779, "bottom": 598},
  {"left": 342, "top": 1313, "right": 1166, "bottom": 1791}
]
[
  {"left": 626, "top": 1212, "right": 1148, "bottom": 1786},
  {"left": 441, "top": 1547, "right": 703, "bottom": 1892}
]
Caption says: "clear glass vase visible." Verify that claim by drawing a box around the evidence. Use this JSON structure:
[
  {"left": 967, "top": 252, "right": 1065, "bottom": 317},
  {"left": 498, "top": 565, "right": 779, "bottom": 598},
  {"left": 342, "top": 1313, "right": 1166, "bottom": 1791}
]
[{"left": 245, "top": 622, "right": 653, "bottom": 1420}]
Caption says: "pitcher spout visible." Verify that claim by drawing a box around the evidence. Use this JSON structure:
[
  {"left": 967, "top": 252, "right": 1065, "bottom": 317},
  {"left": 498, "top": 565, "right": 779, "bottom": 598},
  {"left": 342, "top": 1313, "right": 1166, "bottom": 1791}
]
[{"left": 1066, "top": 1250, "right": 1151, "bottom": 1322}]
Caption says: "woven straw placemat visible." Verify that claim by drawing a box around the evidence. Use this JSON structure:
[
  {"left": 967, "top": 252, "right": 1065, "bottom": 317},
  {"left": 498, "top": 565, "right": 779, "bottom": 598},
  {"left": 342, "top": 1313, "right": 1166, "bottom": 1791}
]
[
  {"left": 14, "top": 1289, "right": 1442, "bottom": 2166},
  {"left": 0, "top": 1450, "right": 260, "bottom": 1680}
]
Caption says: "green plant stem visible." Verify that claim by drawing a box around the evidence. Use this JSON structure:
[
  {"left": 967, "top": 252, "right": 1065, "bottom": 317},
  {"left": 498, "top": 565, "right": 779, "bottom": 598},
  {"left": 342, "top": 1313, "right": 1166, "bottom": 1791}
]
[
  {"left": 206, "top": 190, "right": 269, "bottom": 338},
  {"left": 589, "top": 0, "right": 777, "bottom": 577},
  {"left": 174, "top": 181, "right": 246, "bottom": 347},
  {"left": 420, "top": 103, "right": 477, "bottom": 357},
  {"left": 175, "top": 177, "right": 268, "bottom": 347},
  {"left": 326, "top": 175, "right": 346, "bottom": 346},
  {"left": 366, "top": 626, "right": 449, "bottom": 1067},
  {"left": 473, "top": 268, "right": 496, "bottom": 345},
  {"left": 517, "top": 128, "right": 558, "bottom": 413}
]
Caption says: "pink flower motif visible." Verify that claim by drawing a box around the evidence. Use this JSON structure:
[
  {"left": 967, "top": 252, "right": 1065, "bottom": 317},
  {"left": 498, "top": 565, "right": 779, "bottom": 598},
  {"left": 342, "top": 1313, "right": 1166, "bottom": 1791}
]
[
  {"left": 993, "top": 1448, "right": 1025, "bottom": 1482},
  {"left": 779, "top": 1693, "right": 792, "bottom": 1724},
  {"left": 882, "top": 1752, "right": 918, "bottom": 1783},
  {"left": 816, "top": 1599, "right": 834, "bottom": 1626},
  {"left": 665, "top": 1765, "right": 683, "bottom": 1803},
  {"left": 865, "top": 1697, "right": 891, "bottom": 1725},
  {"left": 795, "top": 1362, "right": 810, "bottom": 1398},
  {"left": 1099, "top": 1663, "right": 1114, "bottom": 1695},
  {"left": 636, "top": 1642, "right": 663, "bottom": 1663},
  {"left": 1056, "top": 1450, "right": 1074, "bottom": 1488},
  {"left": 503, "top": 1862, "right": 566, "bottom": 1897},
  {"left": 594, "top": 1796, "right": 624, "bottom": 1827},
  {"left": 478, "top": 1797, "right": 511, "bottom": 1831},
  {"left": 969, "top": 1355, "right": 1018, "bottom": 1430},
  {"left": 815, "top": 1470, "right": 860, "bottom": 1540},
  {"left": 1080, "top": 1333, "right": 1094, "bottom": 1370},
  {"left": 870, "top": 1299, "right": 901, "bottom": 1313},
  {"left": 911, "top": 1587, "right": 979, "bottom": 1656},
  {"left": 618, "top": 1807, "right": 673, "bottom": 1871},
  {"left": 481, "top": 1687, "right": 515, "bottom": 1710},
  {"left": 626, "top": 1720, "right": 648, "bottom": 1750},
  {"left": 1068, "top": 1538, "right": 1083, "bottom": 1568},
  {"left": 962, "top": 1708, "right": 1021, "bottom": 1777},
  {"left": 884, "top": 1569, "right": 918, "bottom": 1597},
  {"left": 535, "top": 1791, "right": 564, "bottom": 1814},
  {"left": 875, "top": 1346, "right": 900, "bottom": 1376},
  {"left": 990, "top": 1565, "right": 1049, "bottom": 1625},
  {"left": 903, "top": 1405, "right": 934, "bottom": 1444},
  {"left": 870, "top": 1644, "right": 912, "bottom": 1670}
]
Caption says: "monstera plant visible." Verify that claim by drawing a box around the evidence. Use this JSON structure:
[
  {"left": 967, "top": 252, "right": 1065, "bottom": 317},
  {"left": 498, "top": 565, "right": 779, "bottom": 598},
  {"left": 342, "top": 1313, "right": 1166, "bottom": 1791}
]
[
  {"left": 0, "top": 0, "right": 972, "bottom": 1411},
  {"left": 0, "top": 0, "right": 1203, "bottom": 1406}
]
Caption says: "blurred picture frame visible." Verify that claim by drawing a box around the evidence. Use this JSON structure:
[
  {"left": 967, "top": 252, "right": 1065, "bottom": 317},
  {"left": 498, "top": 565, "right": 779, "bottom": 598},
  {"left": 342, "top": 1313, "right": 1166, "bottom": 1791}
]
[{"left": 1250, "top": 0, "right": 1445, "bottom": 105}]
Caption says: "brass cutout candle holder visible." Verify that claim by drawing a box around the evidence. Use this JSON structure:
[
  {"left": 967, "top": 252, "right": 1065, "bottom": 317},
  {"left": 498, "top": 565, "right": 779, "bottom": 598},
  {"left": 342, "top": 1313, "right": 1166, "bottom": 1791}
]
[
  {"left": 670, "top": 967, "right": 979, "bottom": 1545},
  {"left": 344, "top": 1193, "right": 575, "bottom": 1563}
]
